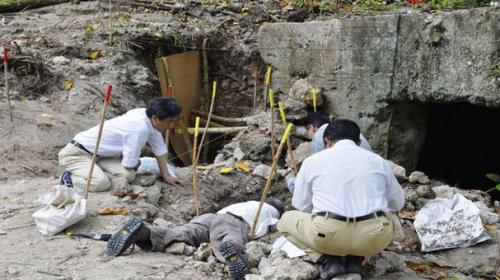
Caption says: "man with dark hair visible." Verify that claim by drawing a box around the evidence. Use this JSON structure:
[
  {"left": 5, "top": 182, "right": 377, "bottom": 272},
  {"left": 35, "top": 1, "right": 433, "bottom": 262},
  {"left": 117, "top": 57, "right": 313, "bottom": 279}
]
[
  {"left": 278, "top": 119, "right": 404, "bottom": 279},
  {"left": 58, "top": 97, "right": 183, "bottom": 194},
  {"left": 107, "top": 198, "right": 285, "bottom": 280}
]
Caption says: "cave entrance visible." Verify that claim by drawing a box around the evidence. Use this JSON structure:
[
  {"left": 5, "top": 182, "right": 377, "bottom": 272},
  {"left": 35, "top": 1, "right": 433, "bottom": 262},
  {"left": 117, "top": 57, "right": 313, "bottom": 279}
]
[{"left": 388, "top": 102, "right": 500, "bottom": 199}]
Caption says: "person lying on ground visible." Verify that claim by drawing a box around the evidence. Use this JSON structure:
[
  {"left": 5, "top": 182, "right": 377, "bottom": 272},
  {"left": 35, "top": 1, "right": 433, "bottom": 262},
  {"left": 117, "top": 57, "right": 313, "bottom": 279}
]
[
  {"left": 287, "top": 111, "right": 373, "bottom": 192},
  {"left": 58, "top": 97, "right": 184, "bottom": 195},
  {"left": 106, "top": 198, "right": 285, "bottom": 280},
  {"left": 278, "top": 119, "right": 405, "bottom": 279}
]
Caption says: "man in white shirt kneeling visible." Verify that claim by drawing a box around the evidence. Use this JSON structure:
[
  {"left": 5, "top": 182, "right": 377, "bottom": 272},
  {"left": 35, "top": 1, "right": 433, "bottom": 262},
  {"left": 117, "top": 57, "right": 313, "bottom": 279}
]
[
  {"left": 58, "top": 97, "right": 183, "bottom": 195},
  {"left": 277, "top": 119, "right": 405, "bottom": 279}
]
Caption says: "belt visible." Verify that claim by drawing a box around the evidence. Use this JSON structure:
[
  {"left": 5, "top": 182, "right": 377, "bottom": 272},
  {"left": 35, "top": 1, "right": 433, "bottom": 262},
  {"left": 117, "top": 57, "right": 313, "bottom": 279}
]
[
  {"left": 316, "top": 211, "right": 385, "bottom": 222},
  {"left": 70, "top": 140, "right": 93, "bottom": 155}
]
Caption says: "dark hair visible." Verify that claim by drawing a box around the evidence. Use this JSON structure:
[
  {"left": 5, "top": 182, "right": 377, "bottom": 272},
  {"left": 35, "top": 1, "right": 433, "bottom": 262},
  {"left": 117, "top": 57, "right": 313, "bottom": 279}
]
[
  {"left": 266, "top": 198, "right": 285, "bottom": 216},
  {"left": 324, "top": 119, "right": 360, "bottom": 143},
  {"left": 304, "top": 111, "right": 330, "bottom": 129},
  {"left": 146, "top": 97, "right": 181, "bottom": 120}
]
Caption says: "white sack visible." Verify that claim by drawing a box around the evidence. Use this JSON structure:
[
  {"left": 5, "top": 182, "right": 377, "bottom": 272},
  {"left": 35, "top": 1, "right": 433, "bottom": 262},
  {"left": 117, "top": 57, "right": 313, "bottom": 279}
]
[
  {"left": 32, "top": 185, "right": 87, "bottom": 236},
  {"left": 271, "top": 236, "right": 306, "bottom": 258},
  {"left": 137, "top": 157, "right": 176, "bottom": 177},
  {"left": 414, "top": 193, "right": 490, "bottom": 252}
]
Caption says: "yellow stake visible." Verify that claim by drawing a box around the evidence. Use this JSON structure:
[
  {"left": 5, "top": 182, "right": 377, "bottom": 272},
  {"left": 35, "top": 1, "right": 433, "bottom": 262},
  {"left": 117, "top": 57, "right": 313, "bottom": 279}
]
[
  {"left": 312, "top": 88, "right": 317, "bottom": 112},
  {"left": 191, "top": 116, "right": 202, "bottom": 216},
  {"left": 278, "top": 101, "right": 298, "bottom": 175},
  {"left": 212, "top": 80, "right": 217, "bottom": 98},
  {"left": 263, "top": 65, "right": 272, "bottom": 111},
  {"left": 265, "top": 65, "right": 272, "bottom": 85}
]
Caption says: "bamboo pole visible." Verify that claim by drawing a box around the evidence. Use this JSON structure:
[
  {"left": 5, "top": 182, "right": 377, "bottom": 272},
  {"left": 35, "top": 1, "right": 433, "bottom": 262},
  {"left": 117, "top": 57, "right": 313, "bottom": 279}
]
[
  {"left": 3, "top": 47, "right": 13, "bottom": 122},
  {"left": 250, "top": 123, "right": 293, "bottom": 238},
  {"left": 174, "top": 126, "right": 247, "bottom": 135},
  {"left": 196, "top": 81, "right": 216, "bottom": 163},
  {"left": 278, "top": 101, "right": 298, "bottom": 175},
  {"left": 191, "top": 109, "right": 247, "bottom": 126},
  {"left": 263, "top": 65, "right": 271, "bottom": 111},
  {"left": 269, "top": 89, "right": 277, "bottom": 181},
  {"left": 164, "top": 86, "right": 174, "bottom": 163},
  {"left": 253, "top": 67, "right": 258, "bottom": 114},
  {"left": 84, "top": 84, "right": 112, "bottom": 199},
  {"left": 191, "top": 117, "right": 202, "bottom": 216}
]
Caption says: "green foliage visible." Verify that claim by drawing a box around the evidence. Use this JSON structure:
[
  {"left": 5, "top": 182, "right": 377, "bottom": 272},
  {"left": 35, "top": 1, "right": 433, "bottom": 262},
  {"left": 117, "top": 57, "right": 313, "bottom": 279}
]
[
  {"left": 83, "top": 24, "right": 94, "bottom": 40},
  {"left": 438, "top": 277, "right": 461, "bottom": 280},
  {"left": 295, "top": 0, "right": 306, "bottom": 7},
  {"left": 358, "top": 0, "right": 402, "bottom": 11},
  {"left": 428, "top": 0, "right": 486, "bottom": 9},
  {"left": 486, "top": 67, "right": 500, "bottom": 78},
  {"left": 169, "top": 32, "right": 183, "bottom": 46},
  {"left": 486, "top": 173, "right": 500, "bottom": 193}
]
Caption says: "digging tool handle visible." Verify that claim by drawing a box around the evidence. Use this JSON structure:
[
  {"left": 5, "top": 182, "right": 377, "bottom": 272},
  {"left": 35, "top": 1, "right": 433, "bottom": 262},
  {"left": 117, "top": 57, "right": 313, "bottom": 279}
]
[
  {"left": 3, "top": 48, "right": 7, "bottom": 64},
  {"left": 3, "top": 47, "right": 13, "bottom": 121},
  {"left": 84, "top": 84, "right": 112, "bottom": 199}
]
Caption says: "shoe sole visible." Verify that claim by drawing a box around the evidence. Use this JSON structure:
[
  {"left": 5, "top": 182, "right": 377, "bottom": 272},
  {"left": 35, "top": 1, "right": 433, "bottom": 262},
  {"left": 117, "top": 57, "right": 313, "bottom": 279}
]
[
  {"left": 219, "top": 242, "right": 248, "bottom": 280},
  {"left": 107, "top": 217, "right": 142, "bottom": 257}
]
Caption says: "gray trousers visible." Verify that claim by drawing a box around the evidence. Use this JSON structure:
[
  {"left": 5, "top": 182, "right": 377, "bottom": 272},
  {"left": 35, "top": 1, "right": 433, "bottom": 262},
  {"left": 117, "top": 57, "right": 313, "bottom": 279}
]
[{"left": 148, "top": 213, "right": 250, "bottom": 262}]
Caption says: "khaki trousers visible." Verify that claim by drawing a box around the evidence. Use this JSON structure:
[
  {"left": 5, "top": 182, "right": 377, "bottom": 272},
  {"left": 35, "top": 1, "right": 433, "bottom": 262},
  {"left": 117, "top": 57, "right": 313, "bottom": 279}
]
[
  {"left": 58, "top": 143, "right": 136, "bottom": 193},
  {"left": 277, "top": 210, "right": 394, "bottom": 262}
]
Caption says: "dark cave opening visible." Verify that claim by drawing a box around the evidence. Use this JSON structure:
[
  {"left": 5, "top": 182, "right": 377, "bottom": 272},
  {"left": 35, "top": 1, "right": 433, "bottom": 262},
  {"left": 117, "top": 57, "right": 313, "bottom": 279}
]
[{"left": 416, "top": 103, "right": 500, "bottom": 200}]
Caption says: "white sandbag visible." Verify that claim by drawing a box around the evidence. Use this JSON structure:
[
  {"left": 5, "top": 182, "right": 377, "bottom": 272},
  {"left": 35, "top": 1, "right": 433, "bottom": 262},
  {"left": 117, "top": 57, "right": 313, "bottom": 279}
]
[
  {"left": 32, "top": 185, "right": 87, "bottom": 236},
  {"left": 414, "top": 193, "right": 490, "bottom": 252},
  {"left": 271, "top": 236, "right": 306, "bottom": 258},
  {"left": 137, "top": 157, "right": 176, "bottom": 177}
]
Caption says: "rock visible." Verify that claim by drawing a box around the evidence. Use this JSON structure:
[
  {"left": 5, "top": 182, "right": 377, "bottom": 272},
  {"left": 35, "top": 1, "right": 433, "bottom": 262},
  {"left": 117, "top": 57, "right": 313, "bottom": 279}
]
[
  {"left": 388, "top": 161, "right": 407, "bottom": 182},
  {"left": 7, "top": 266, "right": 18, "bottom": 275},
  {"left": 214, "top": 153, "right": 226, "bottom": 164},
  {"left": 415, "top": 185, "right": 433, "bottom": 198},
  {"left": 288, "top": 79, "right": 324, "bottom": 107},
  {"left": 165, "top": 242, "right": 186, "bottom": 255},
  {"left": 245, "top": 274, "right": 265, "bottom": 280},
  {"left": 369, "top": 251, "right": 418, "bottom": 278},
  {"left": 253, "top": 164, "right": 272, "bottom": 179},
  {"left": 414, "top": 197, "right": 431, "bottom": 209},
  {"left": 331, "top": 273, "right": 362, "bottom": 280},
  {"left": 431, "top": 242, "right": 500, "bottom": 276},
  {"left": 258, "top": 252, "right": 319, "bottom": 280},
  {"left": 404, "top": 188, "right": 419, "bottom": 204},
  {"left": 245, "top": 241, "right": 272, "bottom": 268},
  {"left": 239, "top": 130, "right": 271, "bottom": 161},
  {"left": 52, "top": 56, "right": 70, "bottom": 65},
  {"left": 153, "top": 218, "right": 174, "bottom": 228},
  {"left": 228, "top": 0, "right": 243, "bottom": 12},
  {"left": 138, "top": 174, "right": 157, "bottom": 187},
  {"left": 234, "top": 147, "right": 245, "bottom": 161},
  {"left": 193, "top": 243, "right": 212, "bottom": 261},
  {"left": 145, "top": 184, "right": 162, "bottom": 205},
  {"left": 432, "top": 185, "right": 455, "bottom": 198},
  {"left": 293, "top": 125, "right": 310, "bottom": 140},
  {"left": 408, "top": 171, "right": 430, "bottom": 184},
  {"left": 286, "top": 142, "right": 312, "bottom": 167},
  {"left": 479, "top": 209, "right": 500, "bottom": 224},
  {"left": 494, "top": 200, "right": 500, "bottom": 209},
  {"left": 184, "top": 245, "right": 196, "bottom": 256},
  {"left": 0, "top": 229, "right": 6, "bottom": 235},
  {"left": 283, "top": 96, "right": 308, "bottom": 121}
]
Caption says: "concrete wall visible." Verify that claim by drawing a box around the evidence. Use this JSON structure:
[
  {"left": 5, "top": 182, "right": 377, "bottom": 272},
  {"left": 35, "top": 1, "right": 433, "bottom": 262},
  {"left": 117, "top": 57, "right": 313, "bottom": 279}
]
[{"left": 258, "top": 8, "right": 500, "bottom": 169}]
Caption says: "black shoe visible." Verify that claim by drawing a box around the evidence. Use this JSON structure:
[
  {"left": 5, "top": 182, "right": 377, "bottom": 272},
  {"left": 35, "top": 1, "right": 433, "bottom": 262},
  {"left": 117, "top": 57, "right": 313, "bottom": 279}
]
[
  {"left": 107, "top": 217, "right": 148, "bottom": 256},
  {"left": 59, "top": 171, "right": 73, "bottom": 188},
  {"left": 345, "top": 255, "right": 369, "bottom": 276},
  {"left": 219, "top": 241, "right": 248, "bottom": 280},
  {"left": 319, "top": 255, "right": 346, "bottom": 279}
]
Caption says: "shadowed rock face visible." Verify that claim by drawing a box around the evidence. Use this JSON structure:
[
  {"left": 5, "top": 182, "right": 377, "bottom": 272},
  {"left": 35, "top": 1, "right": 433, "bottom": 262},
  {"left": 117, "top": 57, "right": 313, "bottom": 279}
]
[{"left": 257, "top": 8, "right": 500, "bottom": 171}]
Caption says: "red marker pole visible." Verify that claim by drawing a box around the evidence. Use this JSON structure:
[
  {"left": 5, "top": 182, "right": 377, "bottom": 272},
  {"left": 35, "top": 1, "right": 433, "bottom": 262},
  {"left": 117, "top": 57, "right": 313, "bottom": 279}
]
[
  {"left": 3, "top": 47, "right": 13, "bottom": 121},
  {"left": 84, "top": 84, "right": 112, "bottom": 199}
]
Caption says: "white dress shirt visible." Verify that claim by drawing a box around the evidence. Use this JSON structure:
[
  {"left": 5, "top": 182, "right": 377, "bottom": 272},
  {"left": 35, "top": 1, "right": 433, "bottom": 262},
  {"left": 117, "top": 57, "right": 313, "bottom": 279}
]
[
  {"left": 218, "top": 201, "right": 280, "bottom": 238},
  {"left": 74, "top": 108, "right": 167, "bottom": 168},
  {"left": 293, "top": 139, "right": 404, "bottom": 217},
  {"left": 311, "top": 123, "right": 373, "bottom": 154}
]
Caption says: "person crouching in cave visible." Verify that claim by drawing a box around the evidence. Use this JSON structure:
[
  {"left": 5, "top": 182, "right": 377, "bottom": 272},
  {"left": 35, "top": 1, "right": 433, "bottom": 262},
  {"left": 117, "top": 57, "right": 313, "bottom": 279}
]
[
  {"left": 106, "top": 198, "right": 285, "bottom": 280},
  {"left": 278, "top": 119, "right": 405, "bottom": 279}
]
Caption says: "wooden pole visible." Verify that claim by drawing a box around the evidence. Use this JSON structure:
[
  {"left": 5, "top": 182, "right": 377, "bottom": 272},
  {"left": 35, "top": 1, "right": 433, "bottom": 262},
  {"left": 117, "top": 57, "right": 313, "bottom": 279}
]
[
  {"left": 278, "top": 101, "right": 298, "bottom": 175},
  {"left": 196, "top": 81, "right": 216, "bottom": 163},
  {"left": 84, "top": 84, "right": 112, "bottom": 199},
  {"left": 191, "top": 117, "right": 202, "bottom": 216},
  {"left": 250, "top": 123, "right": 293, "bottom": 238},
  {"left": 174, "top": 126, "right": 247, "bottom": 135},
  {"left": 263, "top": 65, "right": 271, "bottom": 111},
  {"left": 269, "top": 89, "right": 278, "bottom": 181},
  {"left": 3, "top": 47, "right": 13, "bottom": 122},
  {"left": 191, "top": 109, "right": 247, "bottom": 126},
  {"left": 253, "top": 67, "right": 258, "bottom": 114}
]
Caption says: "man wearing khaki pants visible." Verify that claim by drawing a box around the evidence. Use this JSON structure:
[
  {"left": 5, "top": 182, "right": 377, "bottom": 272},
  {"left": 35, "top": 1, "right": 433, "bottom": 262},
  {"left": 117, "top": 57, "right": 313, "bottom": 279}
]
[
  {"left": 277, "top": 119, "right": 405, "bottom": 279},
  {"left": 58, "top": 97, "right": 184, "bottom": 194}
]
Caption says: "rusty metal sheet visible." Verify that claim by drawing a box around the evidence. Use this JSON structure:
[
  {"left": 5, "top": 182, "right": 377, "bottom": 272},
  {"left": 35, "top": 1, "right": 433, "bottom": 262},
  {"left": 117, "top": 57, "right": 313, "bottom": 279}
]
[{"left": 156, "top": 51, "right": 201, "bottom": 165}]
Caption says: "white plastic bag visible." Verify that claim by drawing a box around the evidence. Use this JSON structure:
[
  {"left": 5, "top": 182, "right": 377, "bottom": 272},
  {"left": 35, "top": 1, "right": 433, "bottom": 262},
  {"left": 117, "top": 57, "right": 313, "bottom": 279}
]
[
  {"left": 137, "top": 157, "right": 176, "bottom": 177},
  {"left": 32, "top": 185, "right": 87, "bottom": 236},
  {"left": 414, "top": 193, "right": 490, "bottom": 252}
]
